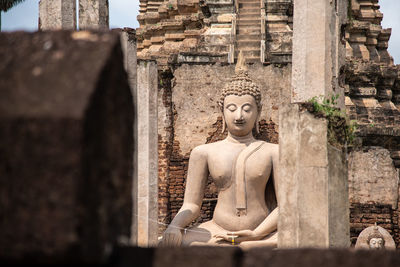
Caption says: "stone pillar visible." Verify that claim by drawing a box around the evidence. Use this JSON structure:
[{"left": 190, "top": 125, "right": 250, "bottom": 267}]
[
  {"left": 39, "top": 0, "right": 76, "bottom": 30},
  {"left": 278, "top": 0, "right": 350, "bottom": 248},
  {"left": 134, "top": 60, "right": 159, "bottom": 247},
  {"left": 120, "top": 29, "right": 137, "bottom": 94},
  {"left": 278, "top": 104, "right": 350, "bottom": 248},
  {"left": 120, "top": 28, "right": 138, "bottom": 245},
  {"left": 79, "top": 0, "right": 109, "bottom": 30},
  {"left": 291, "top": 0, "right": 346, "bottom": 103}
]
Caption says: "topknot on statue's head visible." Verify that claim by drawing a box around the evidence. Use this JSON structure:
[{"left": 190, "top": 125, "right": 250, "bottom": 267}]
[{"left": 218, "top": 51, "right": 262, "bottom": 111}]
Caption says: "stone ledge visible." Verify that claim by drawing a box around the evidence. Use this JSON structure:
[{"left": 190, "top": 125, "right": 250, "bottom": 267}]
[{"left": 4, "top": 247, "right": 400, "bottom": 266}]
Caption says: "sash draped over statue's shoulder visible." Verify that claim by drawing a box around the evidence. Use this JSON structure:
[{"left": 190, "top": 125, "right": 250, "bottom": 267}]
[{"left": 233, "top": 141, "right": 265, "bottom": 216}]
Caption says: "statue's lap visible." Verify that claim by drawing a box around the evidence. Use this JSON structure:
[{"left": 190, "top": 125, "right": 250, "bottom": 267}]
[{"left": 181, "top": 220, "right": 277, "bottom": 247}]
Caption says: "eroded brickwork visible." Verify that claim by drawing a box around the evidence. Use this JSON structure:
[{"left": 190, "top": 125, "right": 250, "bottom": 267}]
[
  {"left": 137, "top": 0, "right": 234, "bottom": 68},
  {"left": 158, "top": 70, "right": 174, "bottom": 234},
  {"left": 350, "top": 203, "right": 396, "bottom": 246},
  {"left": 344, "top": 0, "right": 400, "bottom": 153}
]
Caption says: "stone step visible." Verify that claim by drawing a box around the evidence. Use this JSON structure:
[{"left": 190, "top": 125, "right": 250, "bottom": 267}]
[
  {"left": 239, "top": 13, "right": 260, "bottom": 19},
  {"left": 237, "top": 27, "right": 261, "bottom": 35},
  {"left": 240, "top": 2, "right": 260, "bottom": 8},
  {"left": 237, "top": 40, "right": 260, "bottom": 48},
  {"left": 238, "top": 18, "right": 260, "bottom": 24},
  {"left": 237, "top": 22, "right": 261, "bottom": 27},
  {"left": 243, "top": 57, "right": 261, "bottom": 63},
  {"left": 235, "top": 49, "right": 260, "bottom": 58},
  {"left": 146, "top": 1, "right": 163, "bottom": 11},
  {"left": 235, "top": 47, "right": 260, "bottom": 53},
  {"left": 146, "top": 7, "right": 159, "bottom": 12},
  {"left": 240, "top": 7, "right": 259, "bottom": 13},
  {"left": 146, "top": 3, "right": 163, "bottom": 7},
  {"left": 147, "top": 1, "right": 164, "bottom": 5},
  {"left": 236, "top": 24, "right": 261, "bottom": 30},
  {"left": 238, "top": 0, "right": 260, "bottom": 4},
  {"left": 239, "top": 13, "right": 261, "bottom": 19},
  {"left": 236, "top": 34, "right": 261, "bottom": 41}
]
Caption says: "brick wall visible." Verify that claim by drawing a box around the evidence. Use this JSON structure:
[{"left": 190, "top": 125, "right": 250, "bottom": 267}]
[{"left": 158, "top": 70, "right": 174, "bottom": 234}]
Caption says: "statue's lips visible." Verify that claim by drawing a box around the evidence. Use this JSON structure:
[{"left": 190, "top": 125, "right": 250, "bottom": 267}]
[{"left": 234, "top": 121, "right": 246, "bottom": 126}]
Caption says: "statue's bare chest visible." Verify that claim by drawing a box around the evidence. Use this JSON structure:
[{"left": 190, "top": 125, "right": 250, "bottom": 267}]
[{"left": 207, "top": 143, "right": 272, "bottom": 190}]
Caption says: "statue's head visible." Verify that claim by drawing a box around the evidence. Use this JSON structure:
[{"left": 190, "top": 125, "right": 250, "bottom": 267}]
[
  {"left": 218, "top": 52, "right": 262, "bottom": 136},
  {"left": 367, "top": 225, "right": 385, "bottom": 250}
]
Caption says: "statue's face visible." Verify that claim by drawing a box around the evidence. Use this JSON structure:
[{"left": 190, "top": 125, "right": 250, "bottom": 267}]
[
  {"left": 369, "top": 237, "right": 384, "bottom": 250},
  {"left": 223, "top": 94, "right": 258, "bottom": 137}
]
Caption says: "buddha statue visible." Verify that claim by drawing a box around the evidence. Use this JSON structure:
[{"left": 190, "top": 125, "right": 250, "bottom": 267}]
[
  {"left": 355, "top": 222, "right": 396, "bottom": 250},
  {"left": 160, "top": 53, "right": 279, "bottom": 249},
  {"left": 367, "top": 224, "right": 385, "bottom": 250}
]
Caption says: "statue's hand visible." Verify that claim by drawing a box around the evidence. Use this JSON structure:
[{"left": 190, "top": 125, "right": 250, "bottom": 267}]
[
  {"left": 214, "top": 230, "right": 259, "bottom": 243},
  {"left": 232, "top": 230, "right": 259, "bottom": 242},
  {"left": 160, "top": 226, "right": 182, "bottom": 247}
]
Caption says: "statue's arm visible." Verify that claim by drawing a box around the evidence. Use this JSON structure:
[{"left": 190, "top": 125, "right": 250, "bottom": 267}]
[{"left": 168, "top": 145, "right": 209, "bottom": 229}]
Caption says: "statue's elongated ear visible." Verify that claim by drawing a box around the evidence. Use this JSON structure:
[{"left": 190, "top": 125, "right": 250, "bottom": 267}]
[
  {"left": 255, "top": 109, "right": 261, "bottom": 134},
  {"left": 256, "top": 121, "right": 260, "bottom": 134},
  {"left": 218, "top": 100, "right": 226, "bottom": 134}
]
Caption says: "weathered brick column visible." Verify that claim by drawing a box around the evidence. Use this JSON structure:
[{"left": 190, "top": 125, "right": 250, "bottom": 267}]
[
  {"left": 79, "top": 0, "right": 109, "bottom": 30},
  {"left": 39, "top": 0, "right": 76, "bottom": 30},
  {"left": 278, "top": 0, "right": 350, "bottom": 248},
  {"left": 134, "top": 60, "right": 159, "bottom": 247}
]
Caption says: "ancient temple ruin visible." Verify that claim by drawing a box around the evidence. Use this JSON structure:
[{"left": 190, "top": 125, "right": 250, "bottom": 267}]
[
  {"left": 137, "top": 0, "right": 400, "bottom": 247},
  {"left": 137, "top": 0, "right": 292, "bottom": 66},
  {"left": 2, "top": 1, "right": 400, "bottom": 263}
]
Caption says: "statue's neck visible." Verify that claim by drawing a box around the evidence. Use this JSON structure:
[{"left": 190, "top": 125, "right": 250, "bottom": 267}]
[{"left": 226, "top": 132, "right": 256, "bottom": 144}]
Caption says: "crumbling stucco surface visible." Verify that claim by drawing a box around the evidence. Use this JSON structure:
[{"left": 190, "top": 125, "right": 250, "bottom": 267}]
[{"left": 348, "top": 147, "right": 399, "bottom": 209}]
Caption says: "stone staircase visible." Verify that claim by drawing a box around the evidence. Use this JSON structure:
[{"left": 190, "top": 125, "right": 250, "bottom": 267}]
[{"left": 236, "top": 0, "right": 262, "bottom": 63}]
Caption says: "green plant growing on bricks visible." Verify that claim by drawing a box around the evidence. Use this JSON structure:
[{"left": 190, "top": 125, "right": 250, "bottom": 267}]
[{"left": 307, "top": 94, "right": 357, "bottom": 148}]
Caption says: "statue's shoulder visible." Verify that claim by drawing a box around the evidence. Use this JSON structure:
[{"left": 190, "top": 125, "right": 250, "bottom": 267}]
[
  {"left": 190, "top": 140, "right": 225, "bottom": 156},
  {"left": 190, "top": 142, "right": 215, "bottom": 157},
  {"left": 258, "top": 141, "right": 279, "bottom": 156}
]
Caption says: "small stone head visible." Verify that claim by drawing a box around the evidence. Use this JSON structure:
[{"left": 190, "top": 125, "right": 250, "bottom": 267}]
[
  {"left": 218, "top": 52, "right": 262, "bottom": 136},
  {"left": 367, "top": 225, "right": 385, "bottom": 250}
]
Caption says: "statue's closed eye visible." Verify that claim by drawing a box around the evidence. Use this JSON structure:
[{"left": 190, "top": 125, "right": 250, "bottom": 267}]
[
  {"left": 226, "top": 104, "right": 237, "bottom": 111},
  {"left": 243, "top": 105, "right": 251, "bottom": 112}
]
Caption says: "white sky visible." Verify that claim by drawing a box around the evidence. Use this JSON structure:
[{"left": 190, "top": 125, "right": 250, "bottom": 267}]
[{"left": 1, "top": 0, "right": 399, "bottom": 64}]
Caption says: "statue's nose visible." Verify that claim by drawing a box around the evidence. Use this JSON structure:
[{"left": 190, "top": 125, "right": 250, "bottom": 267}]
[{"left": 234, "top": 110, "right": 244, "bottom": 120}]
